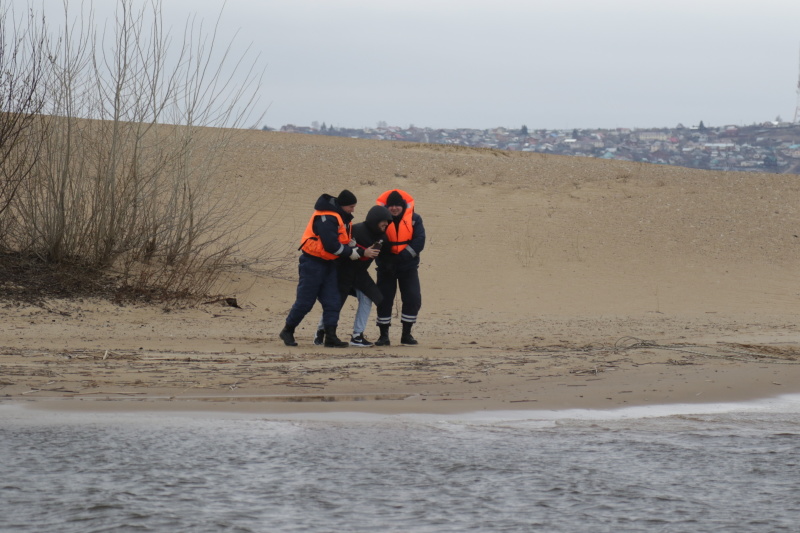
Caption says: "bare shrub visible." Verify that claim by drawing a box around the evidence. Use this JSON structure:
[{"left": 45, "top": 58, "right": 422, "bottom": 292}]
[
  {"left": 5, "top": 0, "right": 266, "bottom": 300},
  {"left": 0, "top": 4, "right": 47, "bottom": 220}
]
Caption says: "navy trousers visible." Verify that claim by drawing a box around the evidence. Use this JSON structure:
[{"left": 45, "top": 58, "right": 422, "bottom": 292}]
[
  {"left": 285, "top": 254, "right": 341, "bottom": 328},
  {"left": 375, "top": 264, "right": 421, "bottom": 325}
]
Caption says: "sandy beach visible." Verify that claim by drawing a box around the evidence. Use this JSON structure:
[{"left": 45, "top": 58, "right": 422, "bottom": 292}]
[{"left": 2, "top": 130, "right": 800, "bottom": 414}]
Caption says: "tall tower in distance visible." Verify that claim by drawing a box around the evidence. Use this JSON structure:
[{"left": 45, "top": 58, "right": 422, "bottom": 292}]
[{"left": 795, "top": 45, "right": 800, "bottom": 123}]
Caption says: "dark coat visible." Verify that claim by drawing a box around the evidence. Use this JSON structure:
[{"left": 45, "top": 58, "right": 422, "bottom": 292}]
[{"left": 337, "top": 205, "right": 392, "bottom": 305}]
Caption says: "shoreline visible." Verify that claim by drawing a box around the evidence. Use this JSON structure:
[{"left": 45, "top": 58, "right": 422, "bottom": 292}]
[
  {"left": 4, "top": 391, "right": 800, "bottom": 422},
  {"left": 4, "top": 349, "right": 798, "bottom": 416}
]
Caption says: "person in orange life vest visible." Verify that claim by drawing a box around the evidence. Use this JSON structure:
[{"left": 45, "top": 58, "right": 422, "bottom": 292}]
[
  {"left": 374, "top": 189, "right": 426, "bottom": 346},
  {"left": 279, "top": 189, "right": 379, "bottom": 347}
]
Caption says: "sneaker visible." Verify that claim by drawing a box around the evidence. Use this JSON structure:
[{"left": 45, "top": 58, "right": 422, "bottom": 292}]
[
  {"left": 313, "top": 329, "right": 325, "bottom": 346},
  {"left": 349, "top": 334, "right": 374, "bottom": 347}
]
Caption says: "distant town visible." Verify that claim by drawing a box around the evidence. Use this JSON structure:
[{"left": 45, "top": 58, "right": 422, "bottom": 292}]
[{"left": 268, "top": 120, "right": 800, "bottom": 175}]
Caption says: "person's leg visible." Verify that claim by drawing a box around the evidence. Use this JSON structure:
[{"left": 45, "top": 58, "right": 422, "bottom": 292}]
[
  {"left": 352, "top": 289, "right": 372, "bottom": 336},
  {"left": 397, "top": 266, "right": 421, "bottom": 323},
  {"left": 311, "top": 314, "right": 325, "bottom": 345},
  {"left": 316, "top": 264, "right": 351, "bottom": 345},
  {"left": 285, "top": 255, "right": 325, "bottom": 327},
  {"left": 375, "top": 266, "right": 397, "bottom": 324},
  {"left": 319, "top": 262, "right": 342, "bottom": 328},
  {"left": 397, "top": 267, "right": 422, "bottom": 345},
  {"left": 375, "top": 265, "right": 397, "bottom": 345},
  {"left": 319, "top": 262, "right": 347, "bottom": 347},
  {"left": 281, "top": 255, "right": 325, "bottom": 346},
  {"left": 349, "top": 290, "right": 374, "bottom": 347}
]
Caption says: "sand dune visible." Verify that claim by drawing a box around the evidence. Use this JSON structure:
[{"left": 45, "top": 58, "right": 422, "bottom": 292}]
[{"left": 3, "top": 130, "right": 800, "bottom": 413}]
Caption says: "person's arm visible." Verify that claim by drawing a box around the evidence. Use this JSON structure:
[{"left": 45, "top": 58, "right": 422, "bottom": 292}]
[
  {"left": 403, "top": 213, "right": 425, "bottom": 259},
  {"left": 313, "top": 215, "right": 359, "bottom": 259}
]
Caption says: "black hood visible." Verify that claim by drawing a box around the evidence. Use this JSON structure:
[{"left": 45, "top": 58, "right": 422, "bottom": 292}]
[{"left": 365, "top": 205, "right": 392, "bottom": 236}]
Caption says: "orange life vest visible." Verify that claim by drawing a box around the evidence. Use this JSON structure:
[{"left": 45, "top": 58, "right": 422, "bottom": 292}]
[
  {"left": 299, "top": 210, "right": 352, "bottom": 260},
  {"left": 376, "top": 190, "right": 415, "bottom": 254}
]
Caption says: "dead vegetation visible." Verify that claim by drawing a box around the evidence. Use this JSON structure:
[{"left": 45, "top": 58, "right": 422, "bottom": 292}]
[{"left": 0, "top": 1, "right": 267, "bottom": 303}]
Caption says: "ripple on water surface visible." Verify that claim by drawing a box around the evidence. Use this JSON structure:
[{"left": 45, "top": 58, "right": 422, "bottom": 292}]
[{"left": 1, "top": 397, "right": 800, "bottom": 532}]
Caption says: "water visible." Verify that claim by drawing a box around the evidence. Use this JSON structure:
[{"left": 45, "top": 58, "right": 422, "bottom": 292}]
[{"left": 2, "top": 397, "right": 800, "bottom": 532}]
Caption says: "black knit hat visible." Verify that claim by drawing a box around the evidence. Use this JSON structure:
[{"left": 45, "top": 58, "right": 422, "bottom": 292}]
[
  {"left": 385, "top": 190, "right": 405, "bottom": 207},
  {"left": 337, "top": 189, "right": 357, "bottom": 207}
]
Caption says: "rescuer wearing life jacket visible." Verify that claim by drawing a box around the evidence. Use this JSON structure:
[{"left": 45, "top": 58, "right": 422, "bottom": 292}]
[
  {"left": 279, "top": 190, "right": 379, "bottom": 347},
  {"left": 374, "top": 189, "right": 426, "bottom": 345}
]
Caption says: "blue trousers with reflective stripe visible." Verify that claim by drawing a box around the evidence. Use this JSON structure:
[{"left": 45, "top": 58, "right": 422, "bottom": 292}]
[{"left": 285, "top": 254, "right": 341, "bottom": 328}]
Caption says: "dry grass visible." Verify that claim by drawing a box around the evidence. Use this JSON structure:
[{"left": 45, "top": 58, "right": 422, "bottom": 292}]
[{"left": 0, "top": 252, "right": 121, "bottom": 303}]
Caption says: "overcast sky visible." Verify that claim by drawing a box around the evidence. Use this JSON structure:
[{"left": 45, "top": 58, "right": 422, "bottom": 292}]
[{"left": 35, "top": 0, "right": 800, "bottom": 131}]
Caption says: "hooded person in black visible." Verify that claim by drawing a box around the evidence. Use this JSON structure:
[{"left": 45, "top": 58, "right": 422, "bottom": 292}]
[{"left": 313, "top": 205, "right": 392, "bottom": 347}]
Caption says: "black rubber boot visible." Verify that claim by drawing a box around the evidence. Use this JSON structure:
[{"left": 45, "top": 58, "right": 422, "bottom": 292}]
[
  {"left": 400, "top": 321, "right": 418, "bottom": 346},
  {"left": 324, "top": 326, "right": 348, "bottom": 348},
  {"left": 313, "top": 328, "right": 325, "bottom": 346},
  {"left": 279, "top": 324, "right": 298, "bottom": 346},
  {"left": 375, "top": 324, "right": 391, "bottom": 346}
]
